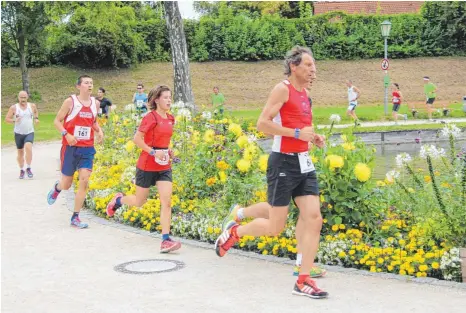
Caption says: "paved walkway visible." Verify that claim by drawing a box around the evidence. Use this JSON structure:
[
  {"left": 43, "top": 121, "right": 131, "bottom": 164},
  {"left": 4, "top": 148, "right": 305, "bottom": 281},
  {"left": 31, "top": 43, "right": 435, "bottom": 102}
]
[
  {"left": 2, "top": 143, "right": 466, "bottom": 313},
  {"left": 317, "top": 117, "right": 466, "bottom": 129}
]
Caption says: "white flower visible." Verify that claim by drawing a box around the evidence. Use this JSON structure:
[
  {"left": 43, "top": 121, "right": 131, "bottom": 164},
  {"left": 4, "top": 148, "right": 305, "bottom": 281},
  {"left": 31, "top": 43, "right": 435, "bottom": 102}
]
[
  {"left": 176, "top": 108, "right": 192, "bottom": 121},
  {"left": 125, "top": 103, "right": 135, "bottom": 111},
  {"left": 395, "top": 153, "right": 412, "bottom": 168},
  {"left": 172, "top": 101, "right": 195, "bottom": 110},
  {"left": 201, "top": 111, "right": 212, "bottom": 119},
  {"left": 248, "top": 135, "right": 257, "bottom": 143},
  {"left": 329, "top": 114, "right": 342, "bottom": 123},
  {"left": 386, "top": 170, "right": 400, "bottom": 182},
  {"left": 419, "top": 145, "right": 446, "bottom": 159},
  {"left": 440, "top": 123, "right": 461, "bottom": 139}
]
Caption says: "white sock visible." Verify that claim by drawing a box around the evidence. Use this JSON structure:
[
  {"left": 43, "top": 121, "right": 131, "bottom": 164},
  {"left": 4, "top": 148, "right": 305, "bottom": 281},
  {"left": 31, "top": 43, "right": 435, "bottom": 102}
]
[
  {"left": 26, "top": 164, "right": 31, "bottom": 169},
  {"left": 296, "top": 253, "right": 303, "bottom": 266},
  {"left": 237, "top": 208, "right": 245, "bottom": 220}
]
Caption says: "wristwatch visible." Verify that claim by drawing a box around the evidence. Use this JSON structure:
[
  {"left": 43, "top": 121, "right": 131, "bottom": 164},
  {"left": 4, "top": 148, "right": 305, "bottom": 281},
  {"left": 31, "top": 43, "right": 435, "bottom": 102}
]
[
  {"left": 61, "top": 130, "right": 68, "bottom": 137},
  {"left": 149, "top": 149, "right": 156, "bottom": 156},
  {"left": 294, "top": 128, "right": 301, "bottom": 139}
]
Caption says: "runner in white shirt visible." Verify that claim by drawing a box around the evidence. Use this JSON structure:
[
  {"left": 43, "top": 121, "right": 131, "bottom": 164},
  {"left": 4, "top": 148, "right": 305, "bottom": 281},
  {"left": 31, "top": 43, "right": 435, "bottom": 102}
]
[
  {"left": 345, "top": 80, "right": 361, "bottom": 126},
  {"left": 4, "top": 91, "right": 39, "bottom": 179}
]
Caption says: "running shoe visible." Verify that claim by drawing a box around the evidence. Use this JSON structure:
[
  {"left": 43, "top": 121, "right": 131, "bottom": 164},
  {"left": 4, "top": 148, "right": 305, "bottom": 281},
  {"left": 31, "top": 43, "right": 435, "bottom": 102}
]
[
  {"left": 403, "top": 114, "right": 408, "bottom": 121},
  {"left": 215, "top": 223, "right": 239, "bottom": 257},
  {"left": 293, "top": 265, "right": 328, "bottom": 278},
  {"left": 19, "top": 169, "right": 25, "bottom": 179},
  {"left": 47, "top": 181, "right": 60, "bottom": 205},
  {"left": 106, "top": 192, "right": 124, "bottom": 217},
  {"left": 221, "top": 203, "right": 240, "bottom": 231},
  {"left": 70, "top": 216, "right": 88, "bottom": 229},
  {"left": 26, "top": 168, "right": 33, "bottom": 178},
  {"left": 160, "top": 239, "right": 181, "bottom": 253},
  {"left": 292, "top": 276, "right": 328, "bottom": 299}
]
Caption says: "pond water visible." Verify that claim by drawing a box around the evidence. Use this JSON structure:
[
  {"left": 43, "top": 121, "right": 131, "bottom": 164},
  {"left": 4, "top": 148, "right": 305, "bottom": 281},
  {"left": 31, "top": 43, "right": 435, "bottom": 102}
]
[{"left": 372, "top": 139, "right": 466, "bottom": 179}]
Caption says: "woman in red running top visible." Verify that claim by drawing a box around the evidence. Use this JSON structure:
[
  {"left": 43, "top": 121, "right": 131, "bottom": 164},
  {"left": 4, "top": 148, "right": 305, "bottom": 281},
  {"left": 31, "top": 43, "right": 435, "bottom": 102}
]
[
  {"left": 392, "top": 83, "right": 407, "bottom": 123},
  {"left": 106, "top": 85, "right": 181, "bottom": 253}
]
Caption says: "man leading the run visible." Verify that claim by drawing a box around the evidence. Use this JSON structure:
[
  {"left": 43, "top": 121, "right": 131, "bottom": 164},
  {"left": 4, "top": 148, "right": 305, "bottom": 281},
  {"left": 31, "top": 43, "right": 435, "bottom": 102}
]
[
  {"left": 47, "top": 75, "right": 104, "bottom": 229},
  {"left": 215, "top": 46, "right": 328, "bottom": 299},
  {"left": 5, "top": 91, "right": 39, "bottom": 179}
]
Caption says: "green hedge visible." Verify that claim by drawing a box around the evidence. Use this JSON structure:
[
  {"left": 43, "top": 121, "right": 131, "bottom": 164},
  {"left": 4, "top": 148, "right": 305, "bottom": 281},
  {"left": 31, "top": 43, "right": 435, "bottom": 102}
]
[{"left": 2, "top": 1, "right": 465, "bottom": 68}]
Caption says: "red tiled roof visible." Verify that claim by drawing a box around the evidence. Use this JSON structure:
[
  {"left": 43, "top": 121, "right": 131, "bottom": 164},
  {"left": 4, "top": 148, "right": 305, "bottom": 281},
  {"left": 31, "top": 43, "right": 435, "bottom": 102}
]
[{"left": 314, "top": 1, "right": 424, "bottom": 15}]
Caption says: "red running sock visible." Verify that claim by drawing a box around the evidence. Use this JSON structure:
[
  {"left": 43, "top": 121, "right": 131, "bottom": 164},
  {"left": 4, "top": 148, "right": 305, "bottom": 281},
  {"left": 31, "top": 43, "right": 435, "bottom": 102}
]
[{"left": 297, "top": 274, "right": 309, "bottom": 284}]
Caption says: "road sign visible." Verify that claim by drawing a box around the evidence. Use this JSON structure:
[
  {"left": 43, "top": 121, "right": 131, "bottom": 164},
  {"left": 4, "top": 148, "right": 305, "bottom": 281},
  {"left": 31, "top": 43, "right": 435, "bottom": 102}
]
[
  {"left": 384, "top": 74, "right": 390, "bottom": 87},
  {"left": 381, "top": 58, "right": 389, "bottom": 70}
]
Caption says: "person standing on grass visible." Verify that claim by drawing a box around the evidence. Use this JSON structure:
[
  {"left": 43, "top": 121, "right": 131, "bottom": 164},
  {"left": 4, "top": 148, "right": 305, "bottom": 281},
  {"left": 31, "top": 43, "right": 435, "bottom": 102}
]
[
  {"left": 106, "top": 85, "right": 181, "bottom": 254},
  {"left": 211, "top": 86, "right": 226, "bottom": 116},
  {"left": 423, "top": 76, "right": 438, "bottom": 121},
  {"left": 4, "top": 91, "right": 39, "bottom": 179},
  {"left": 346, "top": 80, "right": 361, "bottom": 126},
  {"left": 214, "top": 46, "right": 328, "bottom": 299},
  {"left": 46, "top": 75, "right": 104, "bottom": 229},
  {"left": 391, "top": 83, "right": 408, "bottom": 123},
  {"left": 96, "top": 87, "right": 113, "bottom": 118},
  {"left": 132, "top": 83, "right": 148, "bottom": 115}
]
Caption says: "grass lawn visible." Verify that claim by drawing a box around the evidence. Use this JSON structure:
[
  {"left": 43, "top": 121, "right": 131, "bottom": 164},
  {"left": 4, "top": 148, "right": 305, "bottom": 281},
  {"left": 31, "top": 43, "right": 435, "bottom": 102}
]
[
  {"left": 229, "top": 102, "right": 466, "bottom": 124},
  {"left": 1, "top": 113, "right": 59, "bottom": 145}
]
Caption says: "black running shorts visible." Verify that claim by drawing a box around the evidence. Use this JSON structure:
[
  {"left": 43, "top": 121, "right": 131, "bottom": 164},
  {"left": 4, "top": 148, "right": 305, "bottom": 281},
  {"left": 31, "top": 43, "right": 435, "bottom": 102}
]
[
  {"left": 426, "top": 98, "right": 436, "bottom": 105},
  {"left": 266, "top": 152, "right": 319, "bottom": 207},
  {"left": 14, "top": 132, "right": 34, "bottom": 149},
  {"left": 392, "top": 103, "right": 401, "bottom": 112},
  {"left": 135, "top": 168, "right": 172, "bottom": 188}
]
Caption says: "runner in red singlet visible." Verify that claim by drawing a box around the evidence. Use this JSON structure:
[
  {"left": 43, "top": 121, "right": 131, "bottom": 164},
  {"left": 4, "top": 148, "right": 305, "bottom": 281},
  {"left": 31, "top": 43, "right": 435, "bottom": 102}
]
[
  {"left": 47, "top": 75, "right": 104, "bottom": 229},
  {"left": 215, "top": 46, "right": 328, "bottom": 299},
  {"left": 391, "top": 83, "right": 407, "bottom": 123},
  {"left": 105, "top": 85, "right": 181, "bottom": 253}
]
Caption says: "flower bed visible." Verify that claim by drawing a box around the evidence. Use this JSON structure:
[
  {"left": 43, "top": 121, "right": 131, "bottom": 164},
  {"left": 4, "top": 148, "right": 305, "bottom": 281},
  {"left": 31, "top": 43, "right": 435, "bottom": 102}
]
[{"left": 83, "top": 109, "right": 463, "bottom": 282}]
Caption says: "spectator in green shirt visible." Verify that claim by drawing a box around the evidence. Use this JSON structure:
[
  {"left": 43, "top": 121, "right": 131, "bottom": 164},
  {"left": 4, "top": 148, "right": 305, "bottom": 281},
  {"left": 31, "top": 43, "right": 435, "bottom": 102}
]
[
  {"left": 211, "top": 86, "right": 226, "bottom": 116},
  {"left": 423, "top": 76, "right": 438, "bottom": 121}
]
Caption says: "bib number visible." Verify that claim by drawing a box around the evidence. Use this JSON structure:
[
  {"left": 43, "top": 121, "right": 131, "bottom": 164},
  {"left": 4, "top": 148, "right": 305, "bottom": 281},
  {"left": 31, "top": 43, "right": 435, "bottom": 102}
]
[
  {"left": 74, "top": 126, "right": 91, "bottom": 140},
  {"left": 136, "top": 100, "right": 144, "bottom": 108},
  {"left": 298, "top": 152, "right": 315, "bottom": 174},
  {"left": 154, "top": 149, "right": 169, "bottom": 166}
]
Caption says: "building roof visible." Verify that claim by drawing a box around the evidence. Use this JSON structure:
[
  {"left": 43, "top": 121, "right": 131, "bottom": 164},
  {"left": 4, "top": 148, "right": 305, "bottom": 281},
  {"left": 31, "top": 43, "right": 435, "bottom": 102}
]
[{"left": 314, "top": 1, "right": 424, "bottom": 15}]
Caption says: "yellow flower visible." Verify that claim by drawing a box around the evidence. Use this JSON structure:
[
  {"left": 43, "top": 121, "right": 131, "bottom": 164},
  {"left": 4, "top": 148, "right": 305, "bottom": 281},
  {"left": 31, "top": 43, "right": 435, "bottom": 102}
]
[
  {"left": 331, "top": 225, "right": 339, "bottom": 232},
  {"left": 399, "top": 239, "right": 406, "bottom": 246},
  {"left": 112, "top": 115, "right": 120, "bottom": 123},
  {"left": 207, "top": 226, "right": 214, "bottom": 234},
  {"left": 341, "top": 142, "right": 356, "bottom": 151},
  {"left": 206, "top": 177, "right": 217, "bottom": 186},
  {"left": 419, "top": 264, "right": 428, "bottom": 272},
  {"left": 125, "top": 141, "right": 135, "bottom": 153},
  {"left": 424, "top": 175, "right": 432, "bottom": 183},
  {"left": 311, "top": 155, "right": 318, "bottom": 164},
  {"left": 359, "top": 221, "right": 366, "bottom": 227},
  {"left": 376, "top": 180, "right": 386, "bottom": 187},
  {"left": 325, "top": 155, "right": 344, "bottom": 170},
  {"left": 262, "top": 250, "right": 269, "bottom": 255},
  {"left": 259, "top": 154, "right": 269, "bottom": 172},
  {"left": 370, "top": 266, "right": 376, "bottom": 272},
  {"left": 228, "top": 123, "right": 243, "bottom": 138},
  {"left": 218, "top": 171, "right": 227, "bottom": 183},
  {"left": 236, "top": 135, "right": 249, "bottom": 148},
  {"left": 377, "top": 258, "right": 384, "bottom": 264},
  {"left": 349, "top": 250, "right": 356, "bottom": 255},
  {"left": 236, "top": 159, "right": 251, "bottom": 173},
  {"left": 387, "top": 265, "right": 394, "bottom": 271},
  {"left": 354, "top": 163, "right": 371, "bottom": 182},
  {"left": 431, "top": 262, "right": 439, "bottom": 269},
  {"left": 339, "top": 224, "right": 346, "bottom": 230},
  {"left": 204, "top": 129, "right": 215, "bottom": 143},
  {"left": 399, "top": 269, "right": 407, "bottom": 275},
  {"left": 338, "top": 251, "right": 347, "bottom": 258},
  {"left": 216, "top": 160, "right": 230, "bottom": 170},
  {"left": 243, "top": 146, "right": 256, "bottom": 161}
]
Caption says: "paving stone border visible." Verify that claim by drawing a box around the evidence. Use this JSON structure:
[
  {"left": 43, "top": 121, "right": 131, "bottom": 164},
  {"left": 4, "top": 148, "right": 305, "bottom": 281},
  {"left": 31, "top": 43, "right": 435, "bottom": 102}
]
[{"left": 65, "top": 189, "right": 466, "bottom": 290}]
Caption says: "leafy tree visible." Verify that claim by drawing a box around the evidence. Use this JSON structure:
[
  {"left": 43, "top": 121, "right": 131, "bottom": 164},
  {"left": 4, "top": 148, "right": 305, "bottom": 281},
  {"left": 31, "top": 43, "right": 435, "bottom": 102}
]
[{"left": 1, "top": 1, "right": 49, "bottom": 93}]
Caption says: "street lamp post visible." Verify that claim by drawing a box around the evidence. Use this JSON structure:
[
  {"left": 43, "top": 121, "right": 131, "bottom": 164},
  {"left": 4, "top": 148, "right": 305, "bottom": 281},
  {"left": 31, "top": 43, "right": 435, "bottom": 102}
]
[{"left": 381, "top": 20, "right": 392, "bottom": 115}]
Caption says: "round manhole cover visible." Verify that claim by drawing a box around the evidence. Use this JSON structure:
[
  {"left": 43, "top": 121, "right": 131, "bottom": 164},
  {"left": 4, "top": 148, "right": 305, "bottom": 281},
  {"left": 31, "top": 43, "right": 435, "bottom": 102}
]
[{"left": 114, "top": 259, "right": 185, "bottom": 275}]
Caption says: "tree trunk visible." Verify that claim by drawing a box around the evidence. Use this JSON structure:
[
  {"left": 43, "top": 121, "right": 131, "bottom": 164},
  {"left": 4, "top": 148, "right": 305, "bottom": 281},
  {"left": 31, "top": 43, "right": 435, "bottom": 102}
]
[
  {"left": 163, "top": 1, "right": 195, "bottom": 110},
  {"left": 17, "top": 23, "right": 29, "bottom": 94}
]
